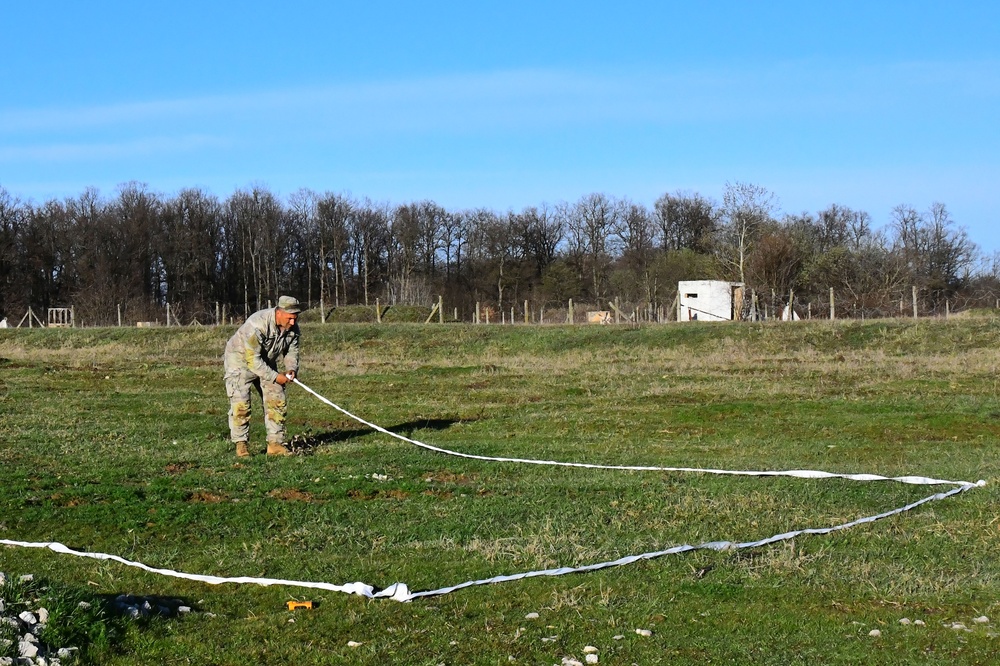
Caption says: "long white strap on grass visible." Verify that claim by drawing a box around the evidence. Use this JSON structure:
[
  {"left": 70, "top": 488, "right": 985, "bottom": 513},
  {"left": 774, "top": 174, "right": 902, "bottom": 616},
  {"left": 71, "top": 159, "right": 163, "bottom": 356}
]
[
  {"left": 1, "top": 379, "right": 985, "bottom": 603},
  {"left": 292, "top": 379, "right": 977, "bottom": 488},
  {"left": 1, "top": 477, "right": 983, "bottom": 604}
]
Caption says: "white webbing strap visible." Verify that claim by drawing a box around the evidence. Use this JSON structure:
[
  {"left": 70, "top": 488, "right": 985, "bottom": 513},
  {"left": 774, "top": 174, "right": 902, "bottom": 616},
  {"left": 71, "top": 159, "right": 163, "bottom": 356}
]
[
  {"left": 1, "top": 379, "right": 984, "bottom": 603},
  {"left": 291, "top": 379, "right": 976, "bottom": 488},
  {"left": 0, "top": 537, "right": 381, "bottom": 598}
]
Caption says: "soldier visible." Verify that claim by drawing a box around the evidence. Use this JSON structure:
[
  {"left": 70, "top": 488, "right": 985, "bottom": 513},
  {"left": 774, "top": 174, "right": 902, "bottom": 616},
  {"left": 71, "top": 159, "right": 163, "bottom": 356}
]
[{"left": 223, "top": 295, "right": 303, "bottom": 457}]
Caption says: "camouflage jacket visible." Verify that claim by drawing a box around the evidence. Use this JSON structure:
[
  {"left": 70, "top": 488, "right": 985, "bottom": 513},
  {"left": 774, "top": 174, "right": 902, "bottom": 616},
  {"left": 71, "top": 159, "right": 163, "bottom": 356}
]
[{"left": 223, "top": 308, "right": 300, "bottom": 382}]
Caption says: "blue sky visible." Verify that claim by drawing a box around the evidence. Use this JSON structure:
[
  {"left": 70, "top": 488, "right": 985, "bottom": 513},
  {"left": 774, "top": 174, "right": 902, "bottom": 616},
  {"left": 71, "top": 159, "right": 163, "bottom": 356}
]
[{"left": 2, "top": 1, "right": 999, "bottom": 252}]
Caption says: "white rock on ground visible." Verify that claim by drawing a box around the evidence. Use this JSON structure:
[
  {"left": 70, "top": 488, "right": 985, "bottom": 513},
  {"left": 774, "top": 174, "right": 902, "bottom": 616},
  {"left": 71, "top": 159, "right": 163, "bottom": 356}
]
[
  {"left": 635, "top": 628, "right": 652, "bottom": 637},
  {"left": 18, "top": 641, "right": 40, "bottom": 659},
  {"left": 973, "top": 616, "right": 990, "bottom": 624},
  {"left": 1, "top": 571, "right": 80, "bottom": 665},
  {"left": 2, "top": 570, "right": 198, "bottom": 664},
  {"left": 585, "top": 654, "right": 599, "bottom": 664},
  {"left": 868, "top": 629, "right": 881, "bottom": 637}
]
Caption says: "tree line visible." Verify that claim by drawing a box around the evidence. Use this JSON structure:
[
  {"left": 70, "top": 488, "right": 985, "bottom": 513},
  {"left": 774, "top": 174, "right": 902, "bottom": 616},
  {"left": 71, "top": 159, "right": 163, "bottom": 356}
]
[{"left": 0, "top": 180, "right": 995, "bottom": 325}]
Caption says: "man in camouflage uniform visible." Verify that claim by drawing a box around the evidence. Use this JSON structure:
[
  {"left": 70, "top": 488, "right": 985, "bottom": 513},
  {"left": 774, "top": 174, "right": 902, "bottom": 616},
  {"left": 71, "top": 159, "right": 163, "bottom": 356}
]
[{"left": 224, "top": 295, "right": 303, "bottom": 457}]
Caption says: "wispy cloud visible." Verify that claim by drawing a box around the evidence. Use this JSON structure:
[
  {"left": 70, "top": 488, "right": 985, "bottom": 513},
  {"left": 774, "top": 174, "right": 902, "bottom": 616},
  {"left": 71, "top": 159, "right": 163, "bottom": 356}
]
[
  {"left": 0, "top": 135, "right": 227, "bottom": 162},
  {"left": 1, "top": 59, "right": 997, "bottom": 176},
  {"left": 2, "top": 60, "right": 996, "bottom": 139}
]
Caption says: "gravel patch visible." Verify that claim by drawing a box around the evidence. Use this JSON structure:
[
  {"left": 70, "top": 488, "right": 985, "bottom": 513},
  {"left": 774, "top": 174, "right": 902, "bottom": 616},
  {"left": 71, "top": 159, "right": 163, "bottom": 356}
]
[
  {"left": 0, "top": 573, "right": 74, "bottom": 666},
  {"left": 1, "top": 570, "right": 198, "bottom": 665}
]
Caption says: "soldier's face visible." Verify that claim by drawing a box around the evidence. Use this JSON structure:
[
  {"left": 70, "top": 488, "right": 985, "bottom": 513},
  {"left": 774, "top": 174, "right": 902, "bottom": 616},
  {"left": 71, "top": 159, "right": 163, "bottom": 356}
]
[{"left": 276, "top": 309, "right": 298, "bottom": 330}]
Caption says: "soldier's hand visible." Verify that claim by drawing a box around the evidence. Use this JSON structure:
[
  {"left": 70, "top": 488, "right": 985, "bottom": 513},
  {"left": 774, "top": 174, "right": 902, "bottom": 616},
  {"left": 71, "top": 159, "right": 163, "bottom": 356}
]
[
  {"left": 286, "top": 370, "right": 297, "bottom": 381},
  {"left": 275, "top": 373, "right": 290, "bottom": 386}
]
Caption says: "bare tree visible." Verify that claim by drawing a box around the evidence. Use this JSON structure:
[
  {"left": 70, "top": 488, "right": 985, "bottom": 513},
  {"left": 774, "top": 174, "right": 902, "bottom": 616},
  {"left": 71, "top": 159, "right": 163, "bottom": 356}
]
[
  {"left": 287, "top": 189, "right": 320, "bottom": 309},
  {"left": 0, "top": 187, "right": 25, "bottom": 318},
  {"left": 465, "top": 208, "right": 509, "bottom": 308},
  {"left": 890, "top": 202, "right": 975, "bottom": 306},
  {"left": 566, "top": 193, "right": 619, "bottom": 299},
  {"left": 654, "top": 191, "right": 717, "bottom": 253},
  {"left": 349, "top": 199, "right": 390, "bottom": 305},
  {"left": 225, "top": 186, "right": 286, "bottom": 314},
  {"left": 745, "top": 222, "right": 804, "bottom": 304},
  {"left": 716, "top": 181, "right": 779, "bottom": 284},
  {"left": 316, "top": 192, "right": 353, "bottom": 309},
  {"left": 925, "top": 202, "right": 976, "bottom": 301},
  {"left": 514, "top": 204, "right": 562, "bottom": 279},
  {"left": 813, "top": 204, "right": 854, "bottom": 253},
  {"left": 846, "top": 208, "right": 874, "bottom": 251},
  {"left": 437, "top": 210, "right": 467, "bottom": 282},
  {"left": 613, "top": 199, "right": 660, "bottom": 302},
  {"left": 160, "top": 188, "right": 223, "bottom": 320}
]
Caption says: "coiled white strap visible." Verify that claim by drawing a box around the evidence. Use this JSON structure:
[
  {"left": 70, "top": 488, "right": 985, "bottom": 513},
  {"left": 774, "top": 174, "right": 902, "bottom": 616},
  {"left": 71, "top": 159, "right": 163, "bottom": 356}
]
[{"left": 1, "top": 378, "right": 984, "bottom": 603}]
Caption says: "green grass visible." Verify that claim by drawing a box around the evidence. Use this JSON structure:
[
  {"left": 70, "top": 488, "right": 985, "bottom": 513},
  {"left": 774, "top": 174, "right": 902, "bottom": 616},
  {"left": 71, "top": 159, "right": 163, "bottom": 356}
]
[{"left": 1, "top": 318, "right": 998, "bottom": 664}]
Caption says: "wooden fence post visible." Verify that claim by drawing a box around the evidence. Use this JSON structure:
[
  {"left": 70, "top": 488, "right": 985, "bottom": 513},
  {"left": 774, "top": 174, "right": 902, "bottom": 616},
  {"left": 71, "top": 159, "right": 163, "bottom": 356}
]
[
  {"left": 829, "top": 287, "right": 835, "bottom": 320},
  {"left": 912, "top": 286, "right": 918, "bottom": 318},
  {"left": 524, "top": 300, "right": 529, "bottom": 324},
  {"left": 376, "top": 298, "right": 382, "bottom": 324}
]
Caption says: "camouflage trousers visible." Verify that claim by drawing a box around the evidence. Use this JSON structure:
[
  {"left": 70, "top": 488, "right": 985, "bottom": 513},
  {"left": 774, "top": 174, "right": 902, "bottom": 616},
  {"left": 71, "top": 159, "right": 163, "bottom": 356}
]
[{"left": 224, "top": 369, "right": 288, "bottom": 445}]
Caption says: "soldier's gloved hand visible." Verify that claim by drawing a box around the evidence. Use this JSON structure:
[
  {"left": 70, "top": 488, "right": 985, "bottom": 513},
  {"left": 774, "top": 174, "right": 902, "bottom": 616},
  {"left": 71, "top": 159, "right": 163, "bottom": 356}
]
[
  {"left": 286, "top": 370, "right": 297, "bottom": 381},
  {"left": 275, "top": 373, "right": 290, "bottom": 386}
]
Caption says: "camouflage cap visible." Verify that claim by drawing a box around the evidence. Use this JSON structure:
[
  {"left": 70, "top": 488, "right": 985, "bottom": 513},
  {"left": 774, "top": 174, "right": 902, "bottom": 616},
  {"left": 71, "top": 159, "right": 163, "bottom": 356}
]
[{"left": 276, "top": 295, "right": 302, "bottom": 313}]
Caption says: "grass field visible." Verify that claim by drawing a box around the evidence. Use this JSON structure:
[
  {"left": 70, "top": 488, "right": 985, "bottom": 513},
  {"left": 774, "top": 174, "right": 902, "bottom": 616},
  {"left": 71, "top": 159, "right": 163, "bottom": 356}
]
[{"left": 0, "top": 318, "right": 998, "bottom": 664}]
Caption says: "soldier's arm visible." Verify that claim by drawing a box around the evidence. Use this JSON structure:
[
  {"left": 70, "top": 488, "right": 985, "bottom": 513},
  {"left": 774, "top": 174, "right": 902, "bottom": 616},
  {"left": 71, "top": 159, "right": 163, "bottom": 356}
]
[
  {"left": 285, "top": 331, "right": 300, "bottom": 376},
  {"left": 244, "top": 327, "right": 280, "bottom": 383}
]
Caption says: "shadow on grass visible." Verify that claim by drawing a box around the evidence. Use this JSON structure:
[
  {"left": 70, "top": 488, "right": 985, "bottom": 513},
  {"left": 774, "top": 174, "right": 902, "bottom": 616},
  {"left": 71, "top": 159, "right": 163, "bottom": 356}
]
[{"left": 288, "top": 417, "right": 471, "bottom": 454}]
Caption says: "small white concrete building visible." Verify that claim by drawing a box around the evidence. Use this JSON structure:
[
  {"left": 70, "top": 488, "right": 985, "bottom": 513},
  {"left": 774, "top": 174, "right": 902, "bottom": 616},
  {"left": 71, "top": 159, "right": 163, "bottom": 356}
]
[{"left": 677, "top": 280, "right": 744, "bottom": 322}]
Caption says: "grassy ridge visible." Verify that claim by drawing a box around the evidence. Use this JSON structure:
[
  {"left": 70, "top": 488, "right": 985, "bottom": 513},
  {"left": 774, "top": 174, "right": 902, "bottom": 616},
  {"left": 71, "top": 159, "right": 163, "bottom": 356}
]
[{"left": 0, "top": 318, "right": 998, "bottom": 664}]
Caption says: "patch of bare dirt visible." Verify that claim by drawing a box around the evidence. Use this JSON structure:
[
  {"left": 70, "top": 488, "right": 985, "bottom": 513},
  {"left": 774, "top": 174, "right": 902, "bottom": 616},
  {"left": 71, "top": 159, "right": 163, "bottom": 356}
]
[
  {"left": 187, "top": 490, "right": 228, "bottom": 503},
  {"left": 422, "top": 470, "right": 478, "bottom": 484},
  {"left": 347, "top": 488, "right": 410, "bottom": 500},
  {"left": 267, "top": 488, "right": 320, "bottom": 502}
]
